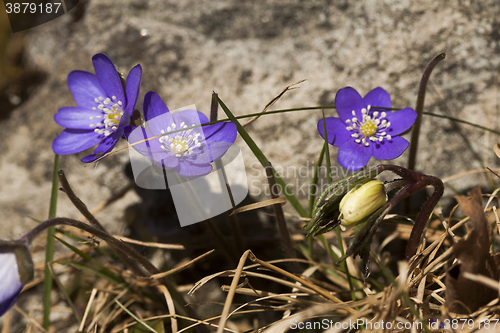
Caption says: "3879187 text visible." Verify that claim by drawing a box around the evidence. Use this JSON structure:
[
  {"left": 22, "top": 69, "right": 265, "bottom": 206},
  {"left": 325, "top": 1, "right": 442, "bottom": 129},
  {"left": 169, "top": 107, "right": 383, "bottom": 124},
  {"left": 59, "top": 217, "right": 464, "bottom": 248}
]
[{"left": 5, "top": 2, "right": 62, "bottom": 14}]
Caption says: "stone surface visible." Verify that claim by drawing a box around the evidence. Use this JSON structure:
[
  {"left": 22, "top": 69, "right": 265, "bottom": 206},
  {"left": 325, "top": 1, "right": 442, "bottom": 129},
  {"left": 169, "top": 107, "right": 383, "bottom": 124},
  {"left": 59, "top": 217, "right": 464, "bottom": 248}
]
[{"left": 1, "top": 0, "right": 500, "bottom": 239}]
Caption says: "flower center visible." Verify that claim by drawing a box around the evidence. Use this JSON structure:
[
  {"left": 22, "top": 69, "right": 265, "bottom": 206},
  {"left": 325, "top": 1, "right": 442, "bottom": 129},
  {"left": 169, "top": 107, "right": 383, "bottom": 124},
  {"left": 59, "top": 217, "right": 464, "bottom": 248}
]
[
  {"left": 158, "top": 122, "right": 202, "bottom": 158},
  {"left": 345, "top": 105, "right": 392, "bottom": 147},
  {"left": 359, "top": 119, "right": 377, "bottom": 137},
  {"left": 89, "top": 96, "right": 124, "bottom": 137},
  {"left": 172, "top": 137, "right": 189, "bottom": 155}
]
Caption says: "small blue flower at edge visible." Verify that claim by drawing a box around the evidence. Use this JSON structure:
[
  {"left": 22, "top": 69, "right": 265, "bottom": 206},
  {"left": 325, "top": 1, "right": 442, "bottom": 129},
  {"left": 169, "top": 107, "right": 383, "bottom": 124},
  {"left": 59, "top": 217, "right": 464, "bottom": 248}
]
[
  {"left": 52, "top": 53, "right": 142, "bottom": 162},
  {"left": 0, "top": 252, "right": 25, "bottom": 317},
  {"left": 125, "top": 91, "right": 237, "bottom": 179},
  {"left": 318, "top": 86, "right": 417, "bottom": 171}
]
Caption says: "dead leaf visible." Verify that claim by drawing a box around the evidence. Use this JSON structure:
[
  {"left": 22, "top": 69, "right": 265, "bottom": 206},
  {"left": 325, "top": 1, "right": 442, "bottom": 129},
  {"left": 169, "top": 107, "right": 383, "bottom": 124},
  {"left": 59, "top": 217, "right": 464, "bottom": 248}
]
[{"left": 446, "top": 186, "right": 500, "bottom": 314}]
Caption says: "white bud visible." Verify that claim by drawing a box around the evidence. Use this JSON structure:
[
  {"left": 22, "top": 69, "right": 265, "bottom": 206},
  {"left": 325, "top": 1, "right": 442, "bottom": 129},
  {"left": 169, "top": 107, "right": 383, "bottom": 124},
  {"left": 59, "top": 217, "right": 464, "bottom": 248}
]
[{"left": 339, "top": 180, "right": 387, "bottom": 230}]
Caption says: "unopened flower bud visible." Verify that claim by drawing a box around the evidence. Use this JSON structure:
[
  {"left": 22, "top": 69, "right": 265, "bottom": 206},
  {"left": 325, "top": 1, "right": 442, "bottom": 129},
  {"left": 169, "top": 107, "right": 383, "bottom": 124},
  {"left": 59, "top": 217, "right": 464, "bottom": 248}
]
[{"left": 339, "top": 180, "right": 387, "bottom": 230}]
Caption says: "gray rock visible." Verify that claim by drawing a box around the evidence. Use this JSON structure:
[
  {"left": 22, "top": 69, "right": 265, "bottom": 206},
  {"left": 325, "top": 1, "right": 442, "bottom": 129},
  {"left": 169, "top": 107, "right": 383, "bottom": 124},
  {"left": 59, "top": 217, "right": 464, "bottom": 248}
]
[{"left": 1, "top": 0, "right": 500, "bottom": 240}]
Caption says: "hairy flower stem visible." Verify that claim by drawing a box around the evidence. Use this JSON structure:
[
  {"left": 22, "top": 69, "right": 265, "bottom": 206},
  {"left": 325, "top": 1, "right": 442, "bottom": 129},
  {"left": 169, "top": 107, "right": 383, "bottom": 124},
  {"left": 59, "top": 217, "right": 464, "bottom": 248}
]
[
  {"left": 19, "top": 217, "right": 193, "bottom": 317},
  {"left": 37, "top": 172, "right": 208, "bottom": 325},
  {"left": 20, "top": 218, "right": 145, "bottom": 264},
  {"left": 58, "top": 170, "right": 145, "bottom": 277},
  {"left": 407, "top": 53, "right": 446, "bottom": 172},
  {"left": 377, "top": 165, "right": 444, "bottom": 259},
  {"left": 405, "top": 176, "right": 444, "bottom": 259}
]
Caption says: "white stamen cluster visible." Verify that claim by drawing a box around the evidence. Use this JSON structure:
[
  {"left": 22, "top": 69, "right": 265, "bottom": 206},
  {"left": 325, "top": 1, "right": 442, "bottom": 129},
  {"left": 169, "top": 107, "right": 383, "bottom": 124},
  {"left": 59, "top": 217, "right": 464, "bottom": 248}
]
[
  {"left": 159, "top": 122, "right": 202, "bottom": 158},
  {"left": 345, "top": 105, "right": 392, "bottom": 147},
  {"left": 89, "top": 95, "right": 124, "bottom": 137}
]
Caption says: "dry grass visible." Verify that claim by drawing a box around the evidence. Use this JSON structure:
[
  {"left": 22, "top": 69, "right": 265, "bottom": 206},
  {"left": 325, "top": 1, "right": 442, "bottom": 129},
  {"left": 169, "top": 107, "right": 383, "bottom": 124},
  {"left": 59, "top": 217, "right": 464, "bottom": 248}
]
[{"left": 2, "top": 181, "right": 500, "bottom": 333}]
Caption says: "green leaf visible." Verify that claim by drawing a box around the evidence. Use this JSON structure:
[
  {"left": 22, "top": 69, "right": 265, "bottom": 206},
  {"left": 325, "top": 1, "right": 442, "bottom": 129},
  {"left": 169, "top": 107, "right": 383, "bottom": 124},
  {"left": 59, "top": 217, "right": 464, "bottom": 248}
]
[
  {"left": 59, "top": 260, "right": 124, "bottom": 285},
  {"left": 55, "top": 236, "right": 124, "bottom": 285}
]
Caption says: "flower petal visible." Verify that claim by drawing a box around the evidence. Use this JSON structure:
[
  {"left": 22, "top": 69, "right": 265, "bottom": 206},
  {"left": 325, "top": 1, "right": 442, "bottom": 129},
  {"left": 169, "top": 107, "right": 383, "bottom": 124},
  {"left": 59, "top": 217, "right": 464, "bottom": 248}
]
[
  {"left": 317, "top": 117, "right": 352, "bottom": 147},
  {"left": 185, "top": 141, "right": 233, "bottom": 165},
  {"left": 372, "top": 136, "right": 409, "bottom": 160},
  {"left": 204, "top": 122, "right": 237, "bottom": 143},
  {"left": 67, "top": 71, "right": 107, "bottom": 109},
  {"left": 173, "top": 161, "right": 213, "bottom": 178},
  {"left": 52, "top": 129, "right": 102, "bottom": 155},
  {"left": 124, "top": 64, "right": 142, "bottom": 115},
  {"left": 170, "top": 110, "right": 208, "bottom": 142},
  {"left": 142, "top": 92, "right": 174, "bottom": 131},
  {"left": 384, "top": 108, "right": 417, "bottom": 136},
  {"left": 92, "top": 53, "right": 125, "bottom": 103},
  {"left": 337, "top": 139, "right": 372, "bottom": 171},
  {"left": 206, "top": 141, "right": 233, "bottom": 162},
  {"left": 125, "top": 126, "right": 162, "bottom": 153},
  {"left": 124, "top": 126, "right": 179, "bottom": 168},
  {"left": 111, "top": 109, "right": 130, "bottom": 140},
  {"left": 0, "top": 253, "right": 23, "bottom": 317},
  {"left": 335, "top": 87, "right": 366, "bottom": 122},
  {"left": 156, "top": 152, "right": 180, "bottom": 169},
  {"left": 54, "top": 107, "right": 103, "bottom": 129},
  {"left": 363, "top": 87, "right": 391, "bottom": 111},
  {"left": 81, "top": 135, "right": 119, "bottom": 163},
  {"left": 172, "top": 110, "right": 209, "bottom": 127}
]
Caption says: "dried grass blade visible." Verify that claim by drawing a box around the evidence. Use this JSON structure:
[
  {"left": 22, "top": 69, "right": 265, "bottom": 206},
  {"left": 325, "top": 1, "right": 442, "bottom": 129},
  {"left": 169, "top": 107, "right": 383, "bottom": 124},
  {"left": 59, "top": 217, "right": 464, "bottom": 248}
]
[
  {"left": 494, "top": 143, "right": 500, "bottom": 158},
  {"left": 219, "top": 286, "right": 315, "bottom": 305},
  {"left": 242, "top": 80, "right": 305, "bottom": 127},
  {"left": 463, "top": 272, "right": 500, "bottom": 292},
  {"left": 48, "top": 262, "right": 81, "bottom": 323},
  {"left": 249, "top": 252, "right": 344, "bottom": 304},
  {"left": 112, "top": 235, "right": 185, "bottom": 250},
  {"left": 114, "top": 299, "right": 158, "bottom": 333},
  {"left": 262, "top": 302, "right": 366, "bottom": 333},
  {"left": 239, "top": 271, "right": 319, "bottom": 295},
  {"left": 151, "top": 250, "right": 215, "bottom": 280},
  {"left": 229, "top": 198, "right": 286, "bottom": 216},
  {"left": 157, "top": 285, "right": 177, "bottom": 333},
  {"left": 216, "top": 250, "right": 251, "bottom": 333},
  {"left": 78, "top": 288, "right": 98, "bottom": 332},
  {"left": 13, "top": 305, "right": 48, "bottom": 333},
  {"left": 323, "top": 305, "right": 372, "bottom": 333}
]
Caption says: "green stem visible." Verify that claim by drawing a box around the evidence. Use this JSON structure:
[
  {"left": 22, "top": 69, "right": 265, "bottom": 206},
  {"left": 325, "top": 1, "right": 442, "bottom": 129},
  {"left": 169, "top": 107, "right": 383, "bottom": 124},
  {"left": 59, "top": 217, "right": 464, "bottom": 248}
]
[
  {"left": 43, "top": 154, "right": 59, "bottom": 330},
  {"left": 309, "top": 143, "right": 326, "bottom": 216},
  {"left": 210, "top": 92, "right": 245, "bottom": 254},
  {"left": 321, "top": 112, "right": 356, "bottom": 299}
]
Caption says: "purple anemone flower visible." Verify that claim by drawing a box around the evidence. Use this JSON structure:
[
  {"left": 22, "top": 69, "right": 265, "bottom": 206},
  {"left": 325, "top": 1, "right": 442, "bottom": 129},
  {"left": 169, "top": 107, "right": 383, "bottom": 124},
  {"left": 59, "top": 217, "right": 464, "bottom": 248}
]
[
  {"left": 318, "top": 87, "right": 417, "bottom": 171},
  {"left": 52, "top": 53, "right": 142, "bottom": 162},
  {"left": 0, "top": 253, "right": 24, "bottom": 317},
  {"left": 0, "top": 245, "right": 33, "bottom": 318},
  {"left": 125, "top": 91, "right": 237, "bottom": 178}
]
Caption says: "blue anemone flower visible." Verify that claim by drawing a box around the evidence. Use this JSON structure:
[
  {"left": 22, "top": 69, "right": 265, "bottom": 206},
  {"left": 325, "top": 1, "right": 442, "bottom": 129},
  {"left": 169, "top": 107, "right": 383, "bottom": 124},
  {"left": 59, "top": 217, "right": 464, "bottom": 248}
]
[
  {"left": 0, "top": 245, "right": 33, "bottom": 317},
  {"left": 318, "top": 87, "right": 417, "bottom": 171},
  {"left": 0, "top": 253, "right": 23, "bottom": 317},
  {"left": 125, "top": 91, "right": 237, "bottom": 178},
  {"left": 52, "top": 53, "right": 142, "bottom": 162}
]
